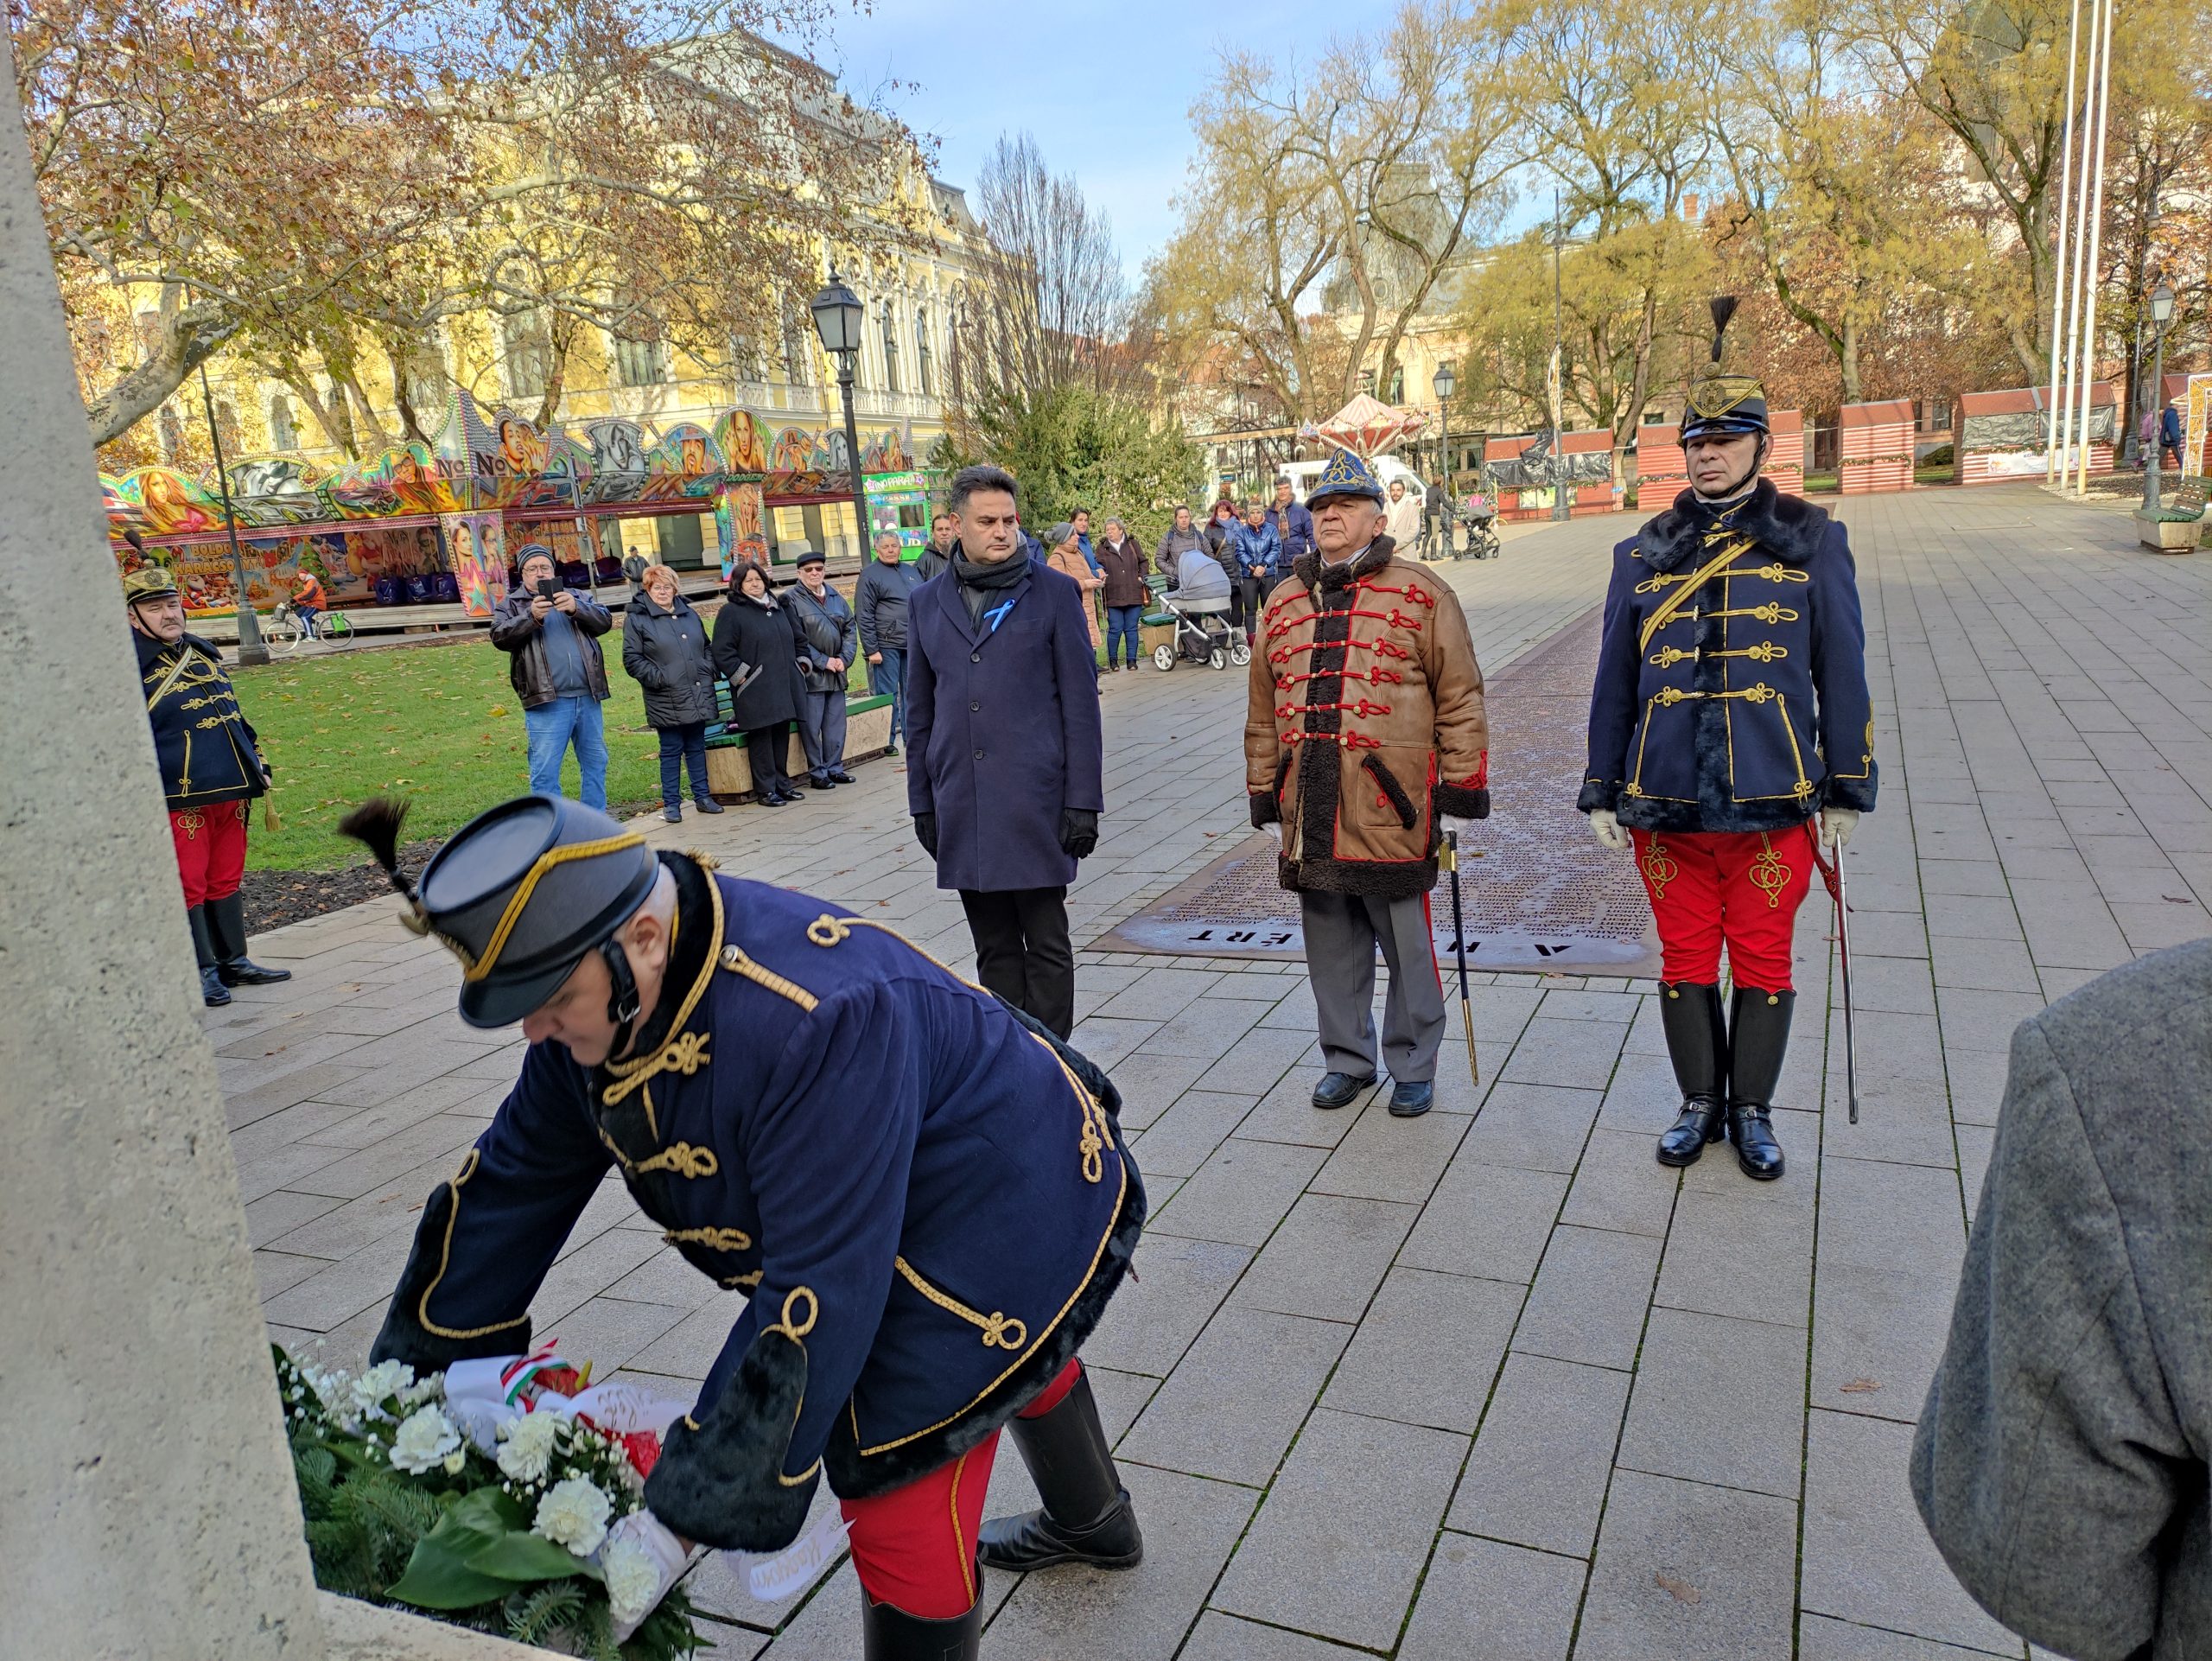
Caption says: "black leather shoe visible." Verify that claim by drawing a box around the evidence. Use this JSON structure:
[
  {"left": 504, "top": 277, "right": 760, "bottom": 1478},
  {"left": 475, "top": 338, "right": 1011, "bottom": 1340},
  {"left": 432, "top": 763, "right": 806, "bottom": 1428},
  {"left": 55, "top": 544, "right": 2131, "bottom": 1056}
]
[
  {"left": 1655, "top": 982, "right": 1727, "bottom": 1168},
  {"left": 882, "top": 742, "right": 899, "bottom": 757},
  {"left": 663, "top": 803, "right": 683, "bottom": 823},
  {"left": 692, "top": 795, "right": 724, "bottom": 814},
  {"left": 810, "top": 776, "right": 836, "bottom": 791},
  {"left": 756, "top": 790, "right": 788, "bottom": 807},
  {"left": 208, "top": 894, "right": 291, "bottom": 986},
  {"left": 1725, "top": 986, "right": 1795, "bottom": 1181},
  {"left": 862, "top": 1591, "right": 981, "bottom": 1659},
  {"left": 827, "top": 768, "right": 856, "bottom": 784},
  {"left": 977, "top": 1371, "right": 1143, "bottom": 1574},
  {"left": 1388, "top": 1079, "right": 1434, "bottom": 1117},
  {"left": 1311, "top": 1071, "right": 1376, "bottom": 1111}
]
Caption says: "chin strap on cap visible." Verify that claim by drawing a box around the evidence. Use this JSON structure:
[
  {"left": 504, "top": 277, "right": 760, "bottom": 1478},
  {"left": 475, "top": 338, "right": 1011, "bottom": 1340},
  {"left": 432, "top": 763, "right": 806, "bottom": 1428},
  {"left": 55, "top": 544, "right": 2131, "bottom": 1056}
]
[{"left": 602, "top": 936, "right": 642, "bottom": 1053}]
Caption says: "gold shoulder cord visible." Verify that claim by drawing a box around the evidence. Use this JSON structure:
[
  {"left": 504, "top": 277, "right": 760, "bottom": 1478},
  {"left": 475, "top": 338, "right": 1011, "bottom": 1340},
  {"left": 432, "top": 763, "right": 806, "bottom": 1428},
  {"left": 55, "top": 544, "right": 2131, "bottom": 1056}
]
[{"left": 804, "top": 913, "right": 1116, "bottom": 1183}]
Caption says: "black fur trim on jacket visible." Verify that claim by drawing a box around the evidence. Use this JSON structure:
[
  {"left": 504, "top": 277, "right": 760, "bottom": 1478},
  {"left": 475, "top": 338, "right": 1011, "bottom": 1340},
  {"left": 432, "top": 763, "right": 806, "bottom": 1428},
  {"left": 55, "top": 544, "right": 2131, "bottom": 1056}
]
[
  {"left": 368, "top": 1181, "right": 534, "bottom": 1374},
  {"left": 1637, "top": 479, "right": 1831, "bottom": 573},
  {"left": 1249, "top": 791, "right": 1280, "bottom": 828},
  {"left": 822, "top": 1159, "right": 1147, "bottom": 1500},
  {"left": 1434, "top": 783, "right": 1491, "bottom": 821},
  {"left": 643, "top": 1327, "right": 817, "bottom": 1550}
]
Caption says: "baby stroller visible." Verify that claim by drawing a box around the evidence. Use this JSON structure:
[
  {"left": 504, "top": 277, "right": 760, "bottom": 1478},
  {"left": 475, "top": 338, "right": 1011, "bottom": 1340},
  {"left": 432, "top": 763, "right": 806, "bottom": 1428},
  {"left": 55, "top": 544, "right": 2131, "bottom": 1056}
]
[
  {"left": 1149, "top": 576, "right": 1252, "bottom": 671},
  {"left": 1455, "top": 492, "right": 1501, "bottom": 561}
]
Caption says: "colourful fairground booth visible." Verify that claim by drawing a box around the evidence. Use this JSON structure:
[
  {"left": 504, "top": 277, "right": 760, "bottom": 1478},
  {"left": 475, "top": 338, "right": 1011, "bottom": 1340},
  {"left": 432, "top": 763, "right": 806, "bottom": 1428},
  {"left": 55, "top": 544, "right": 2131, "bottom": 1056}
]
[
  {"left": 1481, "top": 430, "right": 1624, "bottom": 521},
  {"left": 1637, "top": 410, "right": 1805, "bottom": 500},
  {"left": 103, "top": 387, "right": 925, "bottom": 622},
  {"left": 1954, "top": 384, "right": 2116, "bottom": 487}
]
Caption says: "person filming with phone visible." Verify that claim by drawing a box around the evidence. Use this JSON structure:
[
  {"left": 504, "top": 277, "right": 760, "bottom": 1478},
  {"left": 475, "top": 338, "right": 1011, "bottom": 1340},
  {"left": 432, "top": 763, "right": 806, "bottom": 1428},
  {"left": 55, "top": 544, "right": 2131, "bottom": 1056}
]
[{"left": 491, "top": 544, "right": 614, "bottom": 808}]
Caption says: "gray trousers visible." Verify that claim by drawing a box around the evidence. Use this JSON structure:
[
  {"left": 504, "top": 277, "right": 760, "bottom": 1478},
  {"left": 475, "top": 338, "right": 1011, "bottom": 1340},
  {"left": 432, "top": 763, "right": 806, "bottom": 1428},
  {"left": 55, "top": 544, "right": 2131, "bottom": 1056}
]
[
  {"left": 797, "top": 689, "right": 847, "bottom": 780},
  {"left": 1300, "top": 889, "right": 1446, "bottom": 1083}
]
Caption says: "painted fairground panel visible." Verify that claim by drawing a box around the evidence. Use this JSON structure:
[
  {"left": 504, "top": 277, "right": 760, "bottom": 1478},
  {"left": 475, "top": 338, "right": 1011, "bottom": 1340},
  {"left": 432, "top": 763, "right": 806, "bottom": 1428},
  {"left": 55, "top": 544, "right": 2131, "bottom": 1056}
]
[{"left": 867, "top": 470, "right": 932, "bottom": 556}]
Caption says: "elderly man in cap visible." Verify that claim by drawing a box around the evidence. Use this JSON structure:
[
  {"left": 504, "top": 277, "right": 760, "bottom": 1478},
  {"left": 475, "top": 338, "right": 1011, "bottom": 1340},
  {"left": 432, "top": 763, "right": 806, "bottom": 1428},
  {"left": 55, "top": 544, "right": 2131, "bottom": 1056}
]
[
  {"left": 124, "top": 562, "right": 290, "bottom": 1007},
  {"left": 1244, "top": 450, "right": 1490, "bottom": 1118},
  {"left": 1580, "top": 300, "right": 1876, "bottom": 1182},
  {"left": 340, "top": 791, "right": 1146, "bottom": 1658}
]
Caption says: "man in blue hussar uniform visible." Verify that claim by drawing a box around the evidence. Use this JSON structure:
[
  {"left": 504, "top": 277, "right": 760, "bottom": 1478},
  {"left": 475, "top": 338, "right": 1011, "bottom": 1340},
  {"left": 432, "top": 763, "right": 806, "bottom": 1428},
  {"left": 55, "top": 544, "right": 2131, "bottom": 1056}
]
[
  {"left": 342, "top": 793, "right": 1146, "bottom": 1658},
  {"left": 1580, "top": 299, "right": 1877, "bottom": 1183},
  {"left": 125, "top": 562, "right": 292, "bottom": 1007}
]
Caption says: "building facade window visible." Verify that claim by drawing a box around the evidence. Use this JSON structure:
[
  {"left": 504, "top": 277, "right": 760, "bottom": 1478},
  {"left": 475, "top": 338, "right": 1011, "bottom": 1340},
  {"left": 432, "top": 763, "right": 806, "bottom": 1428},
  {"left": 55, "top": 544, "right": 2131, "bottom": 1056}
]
[
  {"left": 613, "top": 328, "right": 667, "bottom": 388},
  {"left": 880, "top": 300, "right": 900, "bottom": 395},
  {"left": 782, "top": 313, "right": 813, "bottom": 386},
  {"left": 503, "top": 313, "right": 552, "bottom": 401},
  {"left": 917, "top": 311, "right": 934, "bottom": 397},
  {"left": 1387, "top": 367, "right": 1404, "bottom": 404},
  {"left": 400, "top": 346, "right": 445, "bottom": 413},
  {"left": 159, "top": 405, "right": 184, "bottom": 463},
  {"left": 269, "top": 394, "right": 298, "bottom": 451},
  {"left": 215, "top": 399, "right": 242, "bottom": 456}
]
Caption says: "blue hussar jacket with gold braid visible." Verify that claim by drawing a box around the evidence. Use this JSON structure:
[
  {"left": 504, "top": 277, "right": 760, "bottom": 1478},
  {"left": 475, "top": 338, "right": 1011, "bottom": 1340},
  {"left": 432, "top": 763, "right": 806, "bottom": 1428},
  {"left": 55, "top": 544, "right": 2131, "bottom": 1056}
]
[
  {"left": 1579, "top": 479, "right": 1878, "bottom": 834},
  {"left": 368, "top": 853, "right": 1145, "bottom": 1550},
  {"left": 136, "top": 630, "right": 267, "bottom": 808}
]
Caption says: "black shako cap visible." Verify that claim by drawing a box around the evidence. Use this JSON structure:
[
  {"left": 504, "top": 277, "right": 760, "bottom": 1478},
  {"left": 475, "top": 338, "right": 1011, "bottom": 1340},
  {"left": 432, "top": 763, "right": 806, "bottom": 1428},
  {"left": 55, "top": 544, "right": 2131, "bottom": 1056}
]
[{"left": 415, "top": 794, "right": 661, "bottom": 1029}]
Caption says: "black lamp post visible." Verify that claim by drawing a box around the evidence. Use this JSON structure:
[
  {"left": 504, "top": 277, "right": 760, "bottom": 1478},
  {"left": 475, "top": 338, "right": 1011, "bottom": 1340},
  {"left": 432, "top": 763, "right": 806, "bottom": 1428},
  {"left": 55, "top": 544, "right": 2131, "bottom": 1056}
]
[
  {"left": 197, "top": 363, "right": 268, "bottom": 665},
  {"left": 810, "top": 271, "right": 872, "bottom": 562},
  {"left": 2144, "top": 280, "right": 2177, "bottom": 514},
  {"left": 1432, "top": 362, "right": 1457, "bottom": 495}
]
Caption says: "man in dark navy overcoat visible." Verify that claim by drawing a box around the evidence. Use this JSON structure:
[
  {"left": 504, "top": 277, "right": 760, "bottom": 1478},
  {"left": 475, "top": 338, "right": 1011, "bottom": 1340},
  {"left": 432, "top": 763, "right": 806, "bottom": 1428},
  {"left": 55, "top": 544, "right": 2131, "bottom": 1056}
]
[
  {"left": 346, "top": 792, "right": 1146, "bottom": 1658},
  {"left": 905, "top": 464, "right": 1104, "bottom": 1038},
  {"left": 1580, "top": 304, "right": 1878, "bottom": 1183}
]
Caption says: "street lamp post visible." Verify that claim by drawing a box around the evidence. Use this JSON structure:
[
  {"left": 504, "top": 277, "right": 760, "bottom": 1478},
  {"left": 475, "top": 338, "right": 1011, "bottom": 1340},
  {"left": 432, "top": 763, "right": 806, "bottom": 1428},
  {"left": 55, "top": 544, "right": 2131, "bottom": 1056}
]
[
  {"left": 1432, "top": 363, "right": 1457, "bottom": 553},
  {"left": 197, "top": 363, "right": 268, "bottom": 666},
  {"left": 810, "top": 271, "right": 872, "bottom": 562},
  {"left": 2143, "top": 280, "right": 2177, "bottom": 515},
  {"left": 1551, "top": 192, "right": 1568, "bottom": 523}
]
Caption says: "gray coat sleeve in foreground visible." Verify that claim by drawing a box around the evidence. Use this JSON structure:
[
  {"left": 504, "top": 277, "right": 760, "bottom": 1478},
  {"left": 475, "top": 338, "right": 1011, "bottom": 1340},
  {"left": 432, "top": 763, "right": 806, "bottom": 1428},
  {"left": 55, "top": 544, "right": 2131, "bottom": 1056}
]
[{"left": 1909, "top": 1018, "right": 2190, "bottom": 1661}]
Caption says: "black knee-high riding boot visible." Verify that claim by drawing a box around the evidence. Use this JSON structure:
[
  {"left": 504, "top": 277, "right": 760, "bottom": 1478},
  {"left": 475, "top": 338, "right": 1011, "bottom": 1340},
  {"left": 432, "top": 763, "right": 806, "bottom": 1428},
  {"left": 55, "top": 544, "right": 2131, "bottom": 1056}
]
[
  {"left": 861, "top": 1591, "right": 982, "bottom": 1660},
  {"left": 207, "top": 893, "right": 292, "bottom": 986},
  {"left": 976, "top": 1370, "right": 1143, "bottom": 1573},
  {"left": 1726, "top": 986, "right": 1793, "bottom": 1181},
  {"left": 187, "top": 906, "right": 230, "bottom": 1007},
  {"left": 1654, "top": 982, "right": 1727, "bottom": 1167}
]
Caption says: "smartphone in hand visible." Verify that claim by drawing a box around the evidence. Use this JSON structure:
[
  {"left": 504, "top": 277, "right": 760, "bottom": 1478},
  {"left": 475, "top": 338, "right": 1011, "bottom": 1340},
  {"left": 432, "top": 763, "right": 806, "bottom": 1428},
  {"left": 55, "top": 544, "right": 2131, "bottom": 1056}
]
[{"left": 537, "top": 577, "right": 560, "bottom": 600}]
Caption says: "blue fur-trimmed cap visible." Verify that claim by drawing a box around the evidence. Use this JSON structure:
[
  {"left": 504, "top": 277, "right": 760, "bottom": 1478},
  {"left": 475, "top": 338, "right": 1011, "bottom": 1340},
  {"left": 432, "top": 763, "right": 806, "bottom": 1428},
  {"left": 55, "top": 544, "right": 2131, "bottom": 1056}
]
[{"left": 1306, "top": 449, "right": 1387, "bottom": 507}]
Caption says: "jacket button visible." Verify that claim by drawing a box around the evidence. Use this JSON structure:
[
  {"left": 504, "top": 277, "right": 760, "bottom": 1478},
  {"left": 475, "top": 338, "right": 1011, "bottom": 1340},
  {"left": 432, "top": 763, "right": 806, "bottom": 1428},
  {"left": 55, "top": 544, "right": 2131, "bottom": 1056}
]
[
  {"left": 970, "top": 652, "right": 981, "bottom": 664},
  {"left": 975, "top": 748, "right": 985, "bottom": 759},
  {"left": 969, "top": 700, "right": 980, "bottom": 711}
]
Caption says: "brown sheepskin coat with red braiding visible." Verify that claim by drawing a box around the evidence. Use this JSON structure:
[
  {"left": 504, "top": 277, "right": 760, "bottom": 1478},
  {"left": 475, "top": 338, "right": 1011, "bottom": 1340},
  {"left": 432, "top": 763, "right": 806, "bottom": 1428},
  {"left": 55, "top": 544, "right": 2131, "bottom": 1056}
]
[{"left": 1244, "top": 537, "right": 1491, "bottom": 901}]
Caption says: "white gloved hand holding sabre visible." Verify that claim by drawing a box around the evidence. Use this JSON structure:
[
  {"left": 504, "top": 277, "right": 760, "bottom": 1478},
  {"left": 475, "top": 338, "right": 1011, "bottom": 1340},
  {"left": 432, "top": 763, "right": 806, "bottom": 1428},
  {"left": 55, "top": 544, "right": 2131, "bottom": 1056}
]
[{"left": 1587, "top": 808, "right": 1630, "bottom": 852}]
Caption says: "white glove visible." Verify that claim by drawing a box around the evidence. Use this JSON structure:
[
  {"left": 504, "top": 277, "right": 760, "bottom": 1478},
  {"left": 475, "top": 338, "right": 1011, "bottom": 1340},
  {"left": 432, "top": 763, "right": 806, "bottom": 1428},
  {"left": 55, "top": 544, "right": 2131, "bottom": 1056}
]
[
  {"left": 601, "top": 1510, "right": 695, "bottom": 1641},
  {"left": 1588, "top": 809, "right": 1630, "bottom": 851},
  {"left": 1439, "top": 815, "right": 1475, "bottom": 842},
  {"left": 1262, "top": 822, "right": 1281, "bottom": 846},
  {"left": 1819, "top": 807, "right": 1859, "bottom": 850}
]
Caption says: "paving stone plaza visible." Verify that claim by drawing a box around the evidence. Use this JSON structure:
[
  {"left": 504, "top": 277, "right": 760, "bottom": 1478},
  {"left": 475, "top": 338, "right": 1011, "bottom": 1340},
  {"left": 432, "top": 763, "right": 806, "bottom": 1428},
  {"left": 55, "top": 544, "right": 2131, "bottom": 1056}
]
[{"left": 216, "top": 484, "right": 2211, "bottom": 1660}]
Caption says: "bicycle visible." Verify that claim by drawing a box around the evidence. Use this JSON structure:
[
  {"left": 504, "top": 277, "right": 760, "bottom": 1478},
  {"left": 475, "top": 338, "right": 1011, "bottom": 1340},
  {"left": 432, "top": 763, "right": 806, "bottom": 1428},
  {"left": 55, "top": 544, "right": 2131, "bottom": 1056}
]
[{"left": 267, "top": 600, "right": 354, "bottom": 652}]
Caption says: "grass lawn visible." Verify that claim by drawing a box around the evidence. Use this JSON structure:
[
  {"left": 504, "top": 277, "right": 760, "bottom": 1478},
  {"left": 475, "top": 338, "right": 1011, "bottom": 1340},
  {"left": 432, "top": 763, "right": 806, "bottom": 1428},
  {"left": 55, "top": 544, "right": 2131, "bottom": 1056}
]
[
  {"left": 234, "top": 623, "right": 886, "bottom": 871},
  {"left": 232, "top": 637, "right": 666, "bottom": 871}
]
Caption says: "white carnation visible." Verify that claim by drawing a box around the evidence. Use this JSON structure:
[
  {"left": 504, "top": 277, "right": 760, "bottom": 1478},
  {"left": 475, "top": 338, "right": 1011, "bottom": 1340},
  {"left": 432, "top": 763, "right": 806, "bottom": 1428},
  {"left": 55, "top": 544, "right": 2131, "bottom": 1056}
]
[
  {"left": 533, "top": 1476, "right": 612, "bottom": 1557},
  {"left": 388, "top": 1405, "right": 462, "bottom": 1475},
  {"left": 600, "top": 1533, "right": 661, "bottom": 1625},
  {"left": 496, "top": 1411, "right": 563, "bottom": 1483},
  {"left": 351, "top": 1360, "right": 416, "bottom": 1419}
]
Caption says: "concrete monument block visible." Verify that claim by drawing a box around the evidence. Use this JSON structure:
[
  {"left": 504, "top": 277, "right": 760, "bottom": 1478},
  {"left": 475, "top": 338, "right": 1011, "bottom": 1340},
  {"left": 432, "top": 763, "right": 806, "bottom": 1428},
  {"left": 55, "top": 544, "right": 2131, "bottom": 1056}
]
[{"left": 0, "top": 67, "right": 531, "bottom": 1661}]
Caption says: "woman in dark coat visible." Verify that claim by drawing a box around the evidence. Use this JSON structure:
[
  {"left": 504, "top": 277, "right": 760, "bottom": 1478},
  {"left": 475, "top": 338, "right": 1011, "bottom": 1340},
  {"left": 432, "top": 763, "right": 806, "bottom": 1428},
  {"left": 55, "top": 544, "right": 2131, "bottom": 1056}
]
[
  {"left": 621, "top": 563, "right": 726, "bottom": 824},
  {"left": 709, "top": 560, "right": 806, "bottom": 807}
]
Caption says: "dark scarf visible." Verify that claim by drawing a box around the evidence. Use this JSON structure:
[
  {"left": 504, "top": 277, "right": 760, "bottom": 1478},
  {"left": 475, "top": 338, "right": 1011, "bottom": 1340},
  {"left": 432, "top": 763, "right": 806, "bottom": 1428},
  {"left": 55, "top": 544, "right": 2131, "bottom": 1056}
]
[
  {"left": 1636, "top": 477, "right": 1831, "bottom": 573},
  {"left": 952, "top": 544, "right": 1027, "bottom": 629}
]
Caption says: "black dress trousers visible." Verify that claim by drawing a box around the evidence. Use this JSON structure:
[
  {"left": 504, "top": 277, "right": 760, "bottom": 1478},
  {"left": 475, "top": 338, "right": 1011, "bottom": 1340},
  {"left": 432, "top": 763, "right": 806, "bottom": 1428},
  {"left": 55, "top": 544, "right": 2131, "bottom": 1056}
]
[{"left": 958, "top": 885, "right": 1075, "bottom": 1038}]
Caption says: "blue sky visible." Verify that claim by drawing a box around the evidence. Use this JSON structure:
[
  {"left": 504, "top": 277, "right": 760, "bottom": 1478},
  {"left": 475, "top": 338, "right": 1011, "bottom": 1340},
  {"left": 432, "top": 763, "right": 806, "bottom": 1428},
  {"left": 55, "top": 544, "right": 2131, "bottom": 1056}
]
[{"left": 800, "top": 0, "right": 1351, "bottom": 280}]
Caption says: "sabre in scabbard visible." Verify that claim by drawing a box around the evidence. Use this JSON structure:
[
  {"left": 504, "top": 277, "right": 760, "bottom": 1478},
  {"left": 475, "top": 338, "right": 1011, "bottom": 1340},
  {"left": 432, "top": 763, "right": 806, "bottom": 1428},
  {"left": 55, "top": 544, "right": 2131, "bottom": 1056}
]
[
  {"left": 1442, "top": 830, "right": 1479, "bottom": 1086},
  {"left": 1815, "top": 837, "right": 1860, "bottom": 1125}
]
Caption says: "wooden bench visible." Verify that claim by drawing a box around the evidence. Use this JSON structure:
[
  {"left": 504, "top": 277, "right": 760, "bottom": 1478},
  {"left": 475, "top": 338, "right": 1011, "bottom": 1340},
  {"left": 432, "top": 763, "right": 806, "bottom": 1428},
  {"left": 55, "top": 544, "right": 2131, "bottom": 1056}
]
[{"left": 701, "top": 689, "right": 895, "bottom": 799}]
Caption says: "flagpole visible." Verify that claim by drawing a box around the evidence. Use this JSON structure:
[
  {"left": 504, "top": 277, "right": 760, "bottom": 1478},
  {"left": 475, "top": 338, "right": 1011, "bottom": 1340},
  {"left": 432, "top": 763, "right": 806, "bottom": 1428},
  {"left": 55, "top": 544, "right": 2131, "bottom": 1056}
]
[
  {"left": 2055, "top": 0, "right": 2098, "bottom": 493},
  {"left": 2044, "top": 0, "right": 2083, "bottom": 483},
  {"left": 2072, "top": 0, "right": 2116, "bottom": 495}
]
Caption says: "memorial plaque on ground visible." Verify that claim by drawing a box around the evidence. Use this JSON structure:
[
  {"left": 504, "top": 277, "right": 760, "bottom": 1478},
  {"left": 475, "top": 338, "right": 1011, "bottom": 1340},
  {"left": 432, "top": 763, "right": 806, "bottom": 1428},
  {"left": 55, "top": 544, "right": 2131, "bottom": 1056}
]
[{"left": 1101, "top": 610, "right": 1663, "bottom": 977}]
